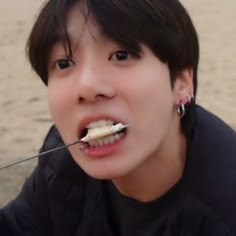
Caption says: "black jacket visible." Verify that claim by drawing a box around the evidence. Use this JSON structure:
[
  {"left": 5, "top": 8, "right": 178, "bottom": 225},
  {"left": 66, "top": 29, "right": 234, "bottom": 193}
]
[{"left": 0, "top": 106, "right": 236, "bottom": 236}]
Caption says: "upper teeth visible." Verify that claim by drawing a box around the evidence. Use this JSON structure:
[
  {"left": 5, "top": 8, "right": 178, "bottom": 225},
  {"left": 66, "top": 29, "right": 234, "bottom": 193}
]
[
  {"left": 81, "top": 122, "right": 128, "bottom": 142},
  {"left": 86, "top": 119, "right": 114, "bottom": 129}
]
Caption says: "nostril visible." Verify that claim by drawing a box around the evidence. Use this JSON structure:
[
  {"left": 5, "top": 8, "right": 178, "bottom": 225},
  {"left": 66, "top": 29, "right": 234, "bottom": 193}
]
[
  {"left": 78, "top": 94, "right": 108, "bottom": 104},
  {"left": 78, "top": 97, "right": 85, "bottom": 103},
  {"left": 95, "top": 94, "right": 106, "bottom": 99}
]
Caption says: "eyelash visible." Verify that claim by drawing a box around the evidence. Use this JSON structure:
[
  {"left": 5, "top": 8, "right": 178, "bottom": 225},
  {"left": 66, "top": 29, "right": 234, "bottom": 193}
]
[
  {"left": 55, "top": 58, "right": 75, "bottom": 70},
  {"left": 51, "top": 49, "right": 140, "bottom": 70},
  {"left": 109, "top": 50, "right": 131, "bottom": 61},
  {"left": 109, "top": 49, "right": 141, "bottom": 61}
]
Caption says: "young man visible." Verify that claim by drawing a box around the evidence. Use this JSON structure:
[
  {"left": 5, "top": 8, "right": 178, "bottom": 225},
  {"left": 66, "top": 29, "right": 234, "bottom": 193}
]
[{"left": 1, "top": 0, "right": 236, "bottom": 235}]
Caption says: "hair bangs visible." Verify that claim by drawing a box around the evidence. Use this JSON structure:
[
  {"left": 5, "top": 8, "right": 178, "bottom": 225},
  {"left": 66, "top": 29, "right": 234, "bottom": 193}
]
[
  {"left": 27, "top": 0, "right": 76, "bottom": 84},
  {"left": 86, "top": 0, "right": 184, "bottom": 65}
]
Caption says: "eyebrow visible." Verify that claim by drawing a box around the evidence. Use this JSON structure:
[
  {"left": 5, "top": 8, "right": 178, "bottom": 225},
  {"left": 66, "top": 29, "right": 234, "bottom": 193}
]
[
  {"left": 54, "top": 23, "right": 103, "bottom": 48},
  {"left": 50, "top": 27, "right": 106, "bottom": 60},
  {"left": 51, "top": 31, "right": 80, "bottom": 57}
]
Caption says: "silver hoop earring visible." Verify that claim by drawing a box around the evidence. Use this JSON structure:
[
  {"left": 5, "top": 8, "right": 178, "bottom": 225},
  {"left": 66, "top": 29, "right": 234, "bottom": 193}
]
[
  {"left": 187, "top": 94, "right": 194, "bottom": 104},
  {"left": 177, "top": 103, "right": 186, "bottom": 118}
]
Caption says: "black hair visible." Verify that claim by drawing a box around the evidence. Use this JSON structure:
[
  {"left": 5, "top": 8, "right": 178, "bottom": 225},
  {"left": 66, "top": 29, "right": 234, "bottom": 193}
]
[{"left": 27, "top": 0, "right": 199, "bottom": 133}]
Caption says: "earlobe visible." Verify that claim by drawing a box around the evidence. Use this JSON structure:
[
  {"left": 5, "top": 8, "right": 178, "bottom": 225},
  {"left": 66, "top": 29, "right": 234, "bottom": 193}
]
[{"left": 173, "top": 68, "right": 194, "bottom": 105}]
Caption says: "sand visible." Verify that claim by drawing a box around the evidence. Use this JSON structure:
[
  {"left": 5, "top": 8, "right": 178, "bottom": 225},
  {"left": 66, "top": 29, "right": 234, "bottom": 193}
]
[{"left": 0, "top": 0, "right": 235, "bottom": 206}]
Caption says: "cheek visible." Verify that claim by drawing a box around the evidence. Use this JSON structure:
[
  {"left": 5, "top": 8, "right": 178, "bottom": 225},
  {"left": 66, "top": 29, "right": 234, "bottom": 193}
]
[
  {"left": 122, "top": 68, "right": 174, "bottom": 137},
  {"left": 48, "top": 86, "right": 59, "bottom": 120},
  {"left": 123, "top": 67, "right": 173, "bottom": 113},
  {"left": 47, "top": 84, "right": 77, "bottom": 144},
  {"left": 47, "top": 83, "right": 72, "bottom": 122}
]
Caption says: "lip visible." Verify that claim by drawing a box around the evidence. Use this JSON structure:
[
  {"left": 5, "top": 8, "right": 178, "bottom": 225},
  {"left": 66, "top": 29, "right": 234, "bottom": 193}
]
[
  {"left": 81, "top": 131, "right": 127, "bottom": 158},
  {"left": 78, "top": 114, "right": 127, "bottom": 139}
]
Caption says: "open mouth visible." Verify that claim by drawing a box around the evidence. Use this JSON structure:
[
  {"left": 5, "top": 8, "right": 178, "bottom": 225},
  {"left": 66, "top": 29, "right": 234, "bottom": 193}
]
[
  {"left": 80, "top": 128, "right": 88, "bottom": 140},
  {"left": 79, "top": 121, "right": 128, "bottom": 147},
  {"left": 86, "top": 128, "right": 127, "bottom": 148}
]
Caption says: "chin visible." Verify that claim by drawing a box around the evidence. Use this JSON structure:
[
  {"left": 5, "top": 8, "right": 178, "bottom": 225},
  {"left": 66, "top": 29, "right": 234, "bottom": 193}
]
[
  {"left": 80, "top": 162, "right": 132, "bottom": 180},
  {"left": 85, "top": 169, "right": 124, "bottom": 180}
]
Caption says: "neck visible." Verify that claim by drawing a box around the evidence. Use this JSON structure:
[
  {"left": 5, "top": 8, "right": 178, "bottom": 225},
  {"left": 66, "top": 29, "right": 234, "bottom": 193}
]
[{"left": 112, "top": 123, "right": 187, "bottom": 202}]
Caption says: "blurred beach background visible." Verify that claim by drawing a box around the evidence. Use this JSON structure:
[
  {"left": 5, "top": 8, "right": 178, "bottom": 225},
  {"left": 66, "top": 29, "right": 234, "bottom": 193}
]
[{"left": 0, "top": 0, "right": 235, "bottom": 206}]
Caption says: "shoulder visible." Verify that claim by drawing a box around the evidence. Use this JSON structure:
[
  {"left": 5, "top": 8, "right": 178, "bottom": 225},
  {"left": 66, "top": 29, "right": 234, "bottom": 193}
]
[
  {"left": 187, "top": 105, "right": 236, "bottom": 163},
  {"left": 37, "top": 126, "right": 109, "bottom": 234},
  {"left": 1, "top": 126, "right": 93, "bottom": 235},
  {"left": 194, "top": 105, "right": 236, "bottom": 143},
  {"left": 26, "top": 125, "right": 90, "bottom": 209},
  {"left": 183, "top": 105, "right": 236, "bottom": 232},
  {"left": 187, "top": 106, "right": 236, "bottom": 174}
]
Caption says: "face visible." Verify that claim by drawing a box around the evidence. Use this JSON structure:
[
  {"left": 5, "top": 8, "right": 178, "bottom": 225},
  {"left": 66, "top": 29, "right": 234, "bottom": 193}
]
[{"left": 47, "top": 3, "right": 187, "bottom": 180}]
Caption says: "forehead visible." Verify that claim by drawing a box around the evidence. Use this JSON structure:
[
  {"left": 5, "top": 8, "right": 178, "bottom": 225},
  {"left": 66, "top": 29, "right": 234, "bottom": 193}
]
[
  {"left": 66, "top": 2, "right": 102, "bottom": 43},
  {"left": 48, "top": 0, "right": 143, "bottom": 59}
]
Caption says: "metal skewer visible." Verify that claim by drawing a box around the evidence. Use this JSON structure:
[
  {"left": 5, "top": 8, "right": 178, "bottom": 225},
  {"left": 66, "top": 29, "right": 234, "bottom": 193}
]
[
  {"left": 0, "top": 140, "right": 85, "bottom": 170},
  {"left": 0, "top": 123, "right": 133, "bottom": 170}
]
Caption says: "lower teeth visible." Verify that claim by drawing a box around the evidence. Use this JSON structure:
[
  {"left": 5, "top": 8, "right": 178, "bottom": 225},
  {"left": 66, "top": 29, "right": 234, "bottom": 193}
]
[{"left": 88, "top": 132, "right": 125, "bottom": 147}]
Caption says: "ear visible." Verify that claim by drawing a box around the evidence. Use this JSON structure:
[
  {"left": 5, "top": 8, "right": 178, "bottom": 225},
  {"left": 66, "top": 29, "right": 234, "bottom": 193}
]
[{"left": 173, "top": 68, "right": 194, "bottom": 105}]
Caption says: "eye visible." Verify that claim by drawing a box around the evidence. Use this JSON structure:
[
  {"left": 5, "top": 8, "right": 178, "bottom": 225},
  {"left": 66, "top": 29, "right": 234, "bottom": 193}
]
[
  {"left": 109, "top": 50, "right": 130, "bottom": 61},
  {"left": 55, "top": 59, "right": 75, "bottom": 70}
]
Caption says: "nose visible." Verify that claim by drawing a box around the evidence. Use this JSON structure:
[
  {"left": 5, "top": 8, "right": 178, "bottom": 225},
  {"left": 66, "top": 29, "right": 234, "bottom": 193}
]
[{"left": 75, "top": 64, "right": 116, "bottom": 104}]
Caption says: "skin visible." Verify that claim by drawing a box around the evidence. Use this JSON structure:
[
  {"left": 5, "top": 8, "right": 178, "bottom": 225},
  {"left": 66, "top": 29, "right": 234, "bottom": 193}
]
[{"left": 47, "top": 3, "right": 194, "bottom": 202}]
